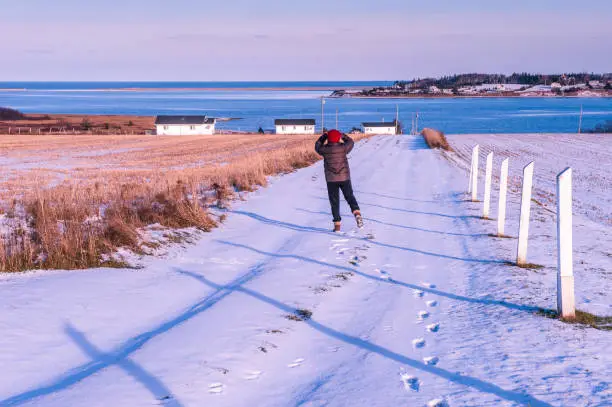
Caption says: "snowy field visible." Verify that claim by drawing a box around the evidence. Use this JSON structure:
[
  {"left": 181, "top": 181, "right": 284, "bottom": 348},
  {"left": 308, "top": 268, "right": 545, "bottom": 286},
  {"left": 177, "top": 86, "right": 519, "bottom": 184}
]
[
  {"left": 447, "top": 133, "right": 611, "bottom": 316},
  {"left": 0, "top": 135, "right": 610, "bottom": 406}
]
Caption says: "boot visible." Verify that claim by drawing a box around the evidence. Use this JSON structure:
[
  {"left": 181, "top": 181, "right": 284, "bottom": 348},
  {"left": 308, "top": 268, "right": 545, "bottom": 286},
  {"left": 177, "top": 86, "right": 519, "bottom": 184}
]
[
  {"left": 353, "top": 210, "right": 364, "bottom": 228},
  {"left": 333, "top": 221, "right": 342, "bottom": 233}
]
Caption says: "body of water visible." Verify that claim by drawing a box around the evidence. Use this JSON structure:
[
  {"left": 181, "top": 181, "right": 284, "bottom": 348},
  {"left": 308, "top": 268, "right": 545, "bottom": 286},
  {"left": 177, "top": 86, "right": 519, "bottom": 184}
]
[
  {"left": 0, "top": 82, "right": 610, "bottom": 134},
  {"left": 0, "top": 81, "right": 391, "bottom": 91}
]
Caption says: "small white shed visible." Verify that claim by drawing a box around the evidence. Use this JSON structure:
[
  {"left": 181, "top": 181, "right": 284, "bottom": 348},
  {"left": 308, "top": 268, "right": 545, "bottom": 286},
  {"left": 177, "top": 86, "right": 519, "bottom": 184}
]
[
  {"left": 274, "top": 119, "right": 316, "bottom": 135},
  {"left": 362, "top": 121, "right": 399, "bottom": 135},
  {"left": 155, "top": 115, "right": 216, "bottom": 136}
]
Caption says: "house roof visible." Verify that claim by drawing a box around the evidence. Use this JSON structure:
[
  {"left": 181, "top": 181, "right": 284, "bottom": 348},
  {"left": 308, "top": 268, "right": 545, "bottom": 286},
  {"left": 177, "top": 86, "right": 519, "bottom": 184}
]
[
  {"left": 362, "top": 121, "right": 397, "bottom": 128},
  {"left": 274, "top": 119, "right": 316, "bottom": 126},
  {"left": 155, "top": 115, "right": 215, "bottom": 125}
]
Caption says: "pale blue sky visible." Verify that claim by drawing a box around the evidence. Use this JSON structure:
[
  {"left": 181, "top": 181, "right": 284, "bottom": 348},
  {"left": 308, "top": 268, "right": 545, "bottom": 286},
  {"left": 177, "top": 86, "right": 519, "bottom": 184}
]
[{"left": 1, "top": 0, "right": 611, "bottom": 80}]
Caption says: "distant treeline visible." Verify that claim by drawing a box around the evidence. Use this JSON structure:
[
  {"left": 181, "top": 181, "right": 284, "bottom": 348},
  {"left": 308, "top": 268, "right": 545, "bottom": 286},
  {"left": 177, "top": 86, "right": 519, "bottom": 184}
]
[
  {"left": 585, "top": 120, "right": 612, "bottom": 134},
  {"left": 395, "top": 73, "right": 612, "bottom": 89},
  {"left": 0, "top": 107, "right": 25, "bottom": 120}
]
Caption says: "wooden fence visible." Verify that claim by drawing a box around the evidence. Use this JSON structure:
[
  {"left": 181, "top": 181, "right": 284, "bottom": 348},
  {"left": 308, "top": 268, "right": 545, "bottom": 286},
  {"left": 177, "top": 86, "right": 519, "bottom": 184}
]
[{"left": 0, "top": 127, "right": 146, "bottom": 135}]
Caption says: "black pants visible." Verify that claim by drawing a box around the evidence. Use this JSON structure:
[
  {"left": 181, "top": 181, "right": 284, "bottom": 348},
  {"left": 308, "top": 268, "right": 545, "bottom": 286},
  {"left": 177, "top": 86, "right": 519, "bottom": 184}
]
[{"left": 327, "top": 180, "right": 360, "bottom": 222}]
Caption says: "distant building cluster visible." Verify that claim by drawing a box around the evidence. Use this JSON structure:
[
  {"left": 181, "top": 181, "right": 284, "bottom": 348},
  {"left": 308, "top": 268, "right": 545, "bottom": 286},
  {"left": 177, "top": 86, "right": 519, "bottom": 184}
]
[
  {"left": 154, "top": 116, "right": 400, "bottom": 136},
  {"left": 343, "top": 82, "right": 611, "bottom": 98},
  {"left": 337, "top": 73, "right": 612, "bottom": 98}
]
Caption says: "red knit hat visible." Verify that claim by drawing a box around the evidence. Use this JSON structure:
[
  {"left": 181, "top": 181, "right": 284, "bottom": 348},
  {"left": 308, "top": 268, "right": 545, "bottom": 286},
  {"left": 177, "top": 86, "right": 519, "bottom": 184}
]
[{"left": 327, "top": 129, "right": 342, "bottom": 143}]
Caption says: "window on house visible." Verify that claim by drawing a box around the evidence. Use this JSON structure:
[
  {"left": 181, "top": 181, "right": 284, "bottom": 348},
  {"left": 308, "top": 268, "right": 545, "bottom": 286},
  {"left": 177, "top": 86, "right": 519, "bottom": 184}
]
[
  {"left": 163, "top": 126, "right": 168, "bottom": 130},
  {"left": 293, "top": 126, "right": 297, "bottom": 130},
  {"left": 282, "top": 126, "right": 286, "bottom": 131},
  {"left": 190, "top": 125, "right": 195, "bottom": 130}
]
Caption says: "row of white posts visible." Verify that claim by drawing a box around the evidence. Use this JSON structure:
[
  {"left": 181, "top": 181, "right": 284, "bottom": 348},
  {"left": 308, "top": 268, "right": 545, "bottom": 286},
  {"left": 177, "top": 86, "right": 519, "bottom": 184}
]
[{"left": 468, "top": 145, "right": 575, "bottom": 319}]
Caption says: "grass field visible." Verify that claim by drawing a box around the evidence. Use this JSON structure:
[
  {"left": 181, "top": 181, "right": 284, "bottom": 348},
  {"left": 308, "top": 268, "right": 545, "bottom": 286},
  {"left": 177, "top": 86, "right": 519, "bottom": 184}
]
[{"left": 0, "top": 133, "right": 369, "bottom": 272}]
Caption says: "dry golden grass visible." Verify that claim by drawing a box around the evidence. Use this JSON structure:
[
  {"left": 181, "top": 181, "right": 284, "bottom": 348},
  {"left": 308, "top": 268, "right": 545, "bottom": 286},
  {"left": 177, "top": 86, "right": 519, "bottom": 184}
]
[
  {"left": 0, "top": 114, "right": 154, "bottom": 134},
  {"left": 0, "top": 133, "right": 371, "bottom": 272},
  {"left": 421, "top": 128, "right": 452, "bottom": 151}
]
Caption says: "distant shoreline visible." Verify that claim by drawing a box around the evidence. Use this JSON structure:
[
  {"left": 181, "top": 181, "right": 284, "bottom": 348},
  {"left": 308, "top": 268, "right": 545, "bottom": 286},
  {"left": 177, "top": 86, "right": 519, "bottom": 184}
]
[
  {"left": 0, "top": 86, "right": 370, "bottom": 93},
  {"left": 3, "top": 87, "right": 610, "bottom": 99},
  {"left": 336, "top": 94, "right": 612, "bottom": 99}
]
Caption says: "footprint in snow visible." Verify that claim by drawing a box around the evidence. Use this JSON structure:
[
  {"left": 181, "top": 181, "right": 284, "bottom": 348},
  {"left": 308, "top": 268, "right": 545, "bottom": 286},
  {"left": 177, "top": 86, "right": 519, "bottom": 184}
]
[
  {"left": 412, "top": 338, "right": 426, "bottom": 349},
  {"left": 375, "top": 269, "right": 390, "bottom": 280},
  {"left": 427, "top": 323, "right": 440, "bottom": 333},
  {"left": 422, "top": 282, "right": 437, "bottom": 289},
  {"left": 208, "top": 383, "right": 224, "bottom": 394},
  {"left": 413, "top": 290, "right": 425, "bottom": 298},
  {"left": 244, "top": 370, "right": 262, "bottom": 380},
  {"left": 400, "top": 372, "right": 420, "bottom": 392},
  {"left": 349, "top": 256, "right": 366, "bottom": 266},
  {"left": 288, "top": 358, "right": 304, "bottom": 368},
  {"left": 424, "top": 356, "right": 440, "bottom": 366},
  {"left": 157, "top": 395, "right": 174, "bottom": 405},
  {"left": 427, "top": 399, "right": 449, "bottom": 407},
  {"left": 427, "top": 300, "right": 438, "bottom": 308},
  {"left": 418, "top": 311, "right": 430, "bottom": 320}
]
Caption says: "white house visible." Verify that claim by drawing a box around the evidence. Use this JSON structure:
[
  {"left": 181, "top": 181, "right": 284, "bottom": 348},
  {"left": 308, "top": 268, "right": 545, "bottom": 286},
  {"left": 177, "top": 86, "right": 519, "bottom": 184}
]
[
  {"left": 274, "top": 119, "right": 316, "bottom": 135},
  {"left": 155, "top": 115, "right": 216, "bottom": 136},
  {"left": 362, "top": 121, "right": 399, "bottom": 135}
]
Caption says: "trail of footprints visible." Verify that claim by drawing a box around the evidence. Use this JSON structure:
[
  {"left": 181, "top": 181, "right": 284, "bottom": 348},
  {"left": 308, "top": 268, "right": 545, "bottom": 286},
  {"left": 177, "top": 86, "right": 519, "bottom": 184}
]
[
  {"left": 335, "top": 235, "right": 447, "bottom": 405},
  {"left": 335, "top": 234, "right": 446, "bottom": 405},
  {"left": 404, "top": 280, "right": 446, "bottom": 405},
  {"left": 207, "top": 235, "right": 447, "bottom": 405},
  {"left": 207, "top": 233, "right": 372, "bottom": 395}
]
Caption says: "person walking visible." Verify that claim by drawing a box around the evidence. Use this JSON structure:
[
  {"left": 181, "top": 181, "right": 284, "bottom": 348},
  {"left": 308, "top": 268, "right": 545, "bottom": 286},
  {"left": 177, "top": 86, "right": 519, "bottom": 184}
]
[{"left": 315, "top": 129, "right": 363, "bottom": 232}]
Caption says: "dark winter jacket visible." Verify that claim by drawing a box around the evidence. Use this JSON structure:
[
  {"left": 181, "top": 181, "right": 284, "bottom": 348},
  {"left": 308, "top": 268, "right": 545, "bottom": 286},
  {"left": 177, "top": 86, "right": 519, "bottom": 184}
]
[{"left": 315, "top": 134, "right": 355, "bottom": 182}]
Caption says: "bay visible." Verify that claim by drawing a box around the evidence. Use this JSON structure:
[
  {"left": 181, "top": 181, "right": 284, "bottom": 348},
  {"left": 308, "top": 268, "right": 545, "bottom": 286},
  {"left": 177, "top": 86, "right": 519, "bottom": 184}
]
[{"left": 0, "top": 82, "right": 610, "bottom": 134}]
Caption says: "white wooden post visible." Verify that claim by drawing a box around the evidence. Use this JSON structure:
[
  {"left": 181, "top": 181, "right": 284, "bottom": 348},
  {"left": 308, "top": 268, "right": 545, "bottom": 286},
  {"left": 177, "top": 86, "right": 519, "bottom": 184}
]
[
  {"left": 471, "top": 145, "right": 479, "bottom": 201},
  {"left": 483, "top": 152, "right": 493, "bottom": 218},
  {"left": 468, "top": 146, "right": 475, "bottom": 193},
  {"left": 557, "top": 167, "right": 575, "bottom": 319},
  {"left": 497, "top": 158, "right": 509, "bottom": 236},
  {"left": 516, "top": 162, "right": 534, "bottom": 266}
]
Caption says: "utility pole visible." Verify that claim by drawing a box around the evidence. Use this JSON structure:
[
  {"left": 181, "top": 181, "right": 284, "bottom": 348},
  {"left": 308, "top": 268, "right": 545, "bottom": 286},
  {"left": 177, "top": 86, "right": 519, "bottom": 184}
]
[
  {"left": 578, "top": 104, "right": 583, "bottom": 135},
  {"left": 321, "top": 97, "right": 326, "bottom": 133},
  {"left": 395, "top": 104, "right": 399, "bottom": 135}
]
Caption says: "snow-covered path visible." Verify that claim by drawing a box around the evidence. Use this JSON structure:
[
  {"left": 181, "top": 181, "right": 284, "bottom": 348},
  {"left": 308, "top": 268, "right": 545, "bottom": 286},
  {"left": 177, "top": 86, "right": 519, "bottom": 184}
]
[{"left": 1, "top": 136, "right": 609, "bottom": 407}]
